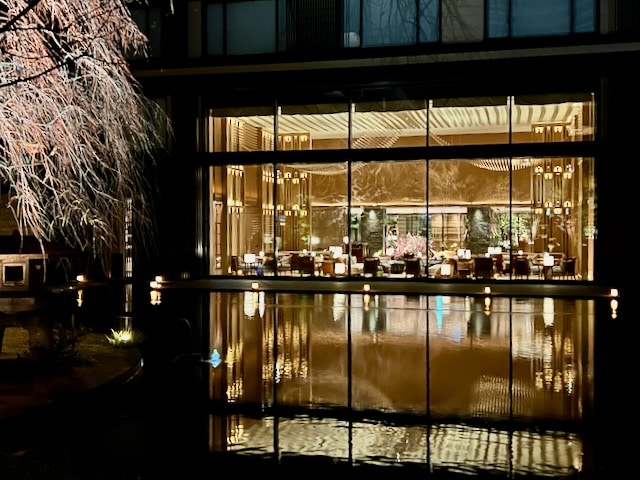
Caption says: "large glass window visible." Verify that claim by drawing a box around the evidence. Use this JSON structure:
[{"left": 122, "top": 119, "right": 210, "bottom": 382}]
[
  {"left": 352, "top": 90, "right": 427, "bottom": 149},
  {"left": 198, "top": 0, "right": 597, "bottom": 57},
  {"left": 428, "top": 96, "right": 510, "bottom": 147},
  {"left": 285, "top": 162, "right": 349, "bottom": 277},
  {"left": 427, "top": 158, "right": 512, "bottom": 279},
  {"left": 210, "top": 163, "right": 276, "bottom": 275},
  {"left": 205, "top": 90, "right": 597, "bottom": 283},
  {"left": 206, "top": 105, "right": 275, "bottom": 152},
  {"left": 512, "top": 93, "right": 596, "bottom": 143},
  {"left": 351, "top": 160, "right": 427, "bottom": 277},
  {"left": 278, "top": 94, "right": 349, "bottom": 151}
]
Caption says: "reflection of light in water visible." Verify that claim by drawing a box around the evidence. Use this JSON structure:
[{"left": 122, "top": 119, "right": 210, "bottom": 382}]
[
  {"left": 206, "top": 348, "right": 222, "bottom": 367},
  {"left": 229, "top": 417, "right": 582, "bottom": 476},
  {"left": 610, "top": 298, "right": 618, "bottom": 319},
  {"left": 436, "top": 295, "right": 443, "bottom": 330},
  {"left": 244, "top": 291, "right": 257, "bottom": 318},
  {"left": 350, "top": 295, "right": 363, "bottom": 331},
  {"left": 258, "top": 291, "right": 265, "bottom": 317},
  {"left": 565, "top": 364, "right": 574, "bottom": 395},
  {"left": 333, "top": 293, "right": 347, "bottom": 321},
  {"left": 543, "top": 297, "right": 554, "bottom": 327}
]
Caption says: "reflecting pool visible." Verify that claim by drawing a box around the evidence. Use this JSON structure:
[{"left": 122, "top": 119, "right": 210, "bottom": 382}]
[{"left": 150, "top": 291, "right": 599, "bottom": 478}]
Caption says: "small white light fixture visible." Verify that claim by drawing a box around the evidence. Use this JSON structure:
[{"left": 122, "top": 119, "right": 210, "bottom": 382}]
[
  {"left": 334, "top": 262, "right": 346, "bottom": 275},
  {"left": 484, "top": 286, "right": 491, "bottom": 295},
  {"left": 363, "top": 284, "right": 370, "bottom": 292},
  {"left": 155, "top": 275, "right": 164, "bottom": 283},
  {"left": 251, "top": 282, "right": 259, "bottom": 290},
  {"left": 610, "top": 288, "right": 619, "bottom": 298},
  {"left": 76, "top": 274, "right": 86, "bottom": 282},
  {"left": 149, "top": 280, "right": 160, "bottom": 289}
]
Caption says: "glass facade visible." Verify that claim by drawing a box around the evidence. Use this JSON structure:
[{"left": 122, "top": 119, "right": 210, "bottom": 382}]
[
  {"left": 159, "top": 0, "right": 598, "bottom": 58},
  {"left": 128, "top": 1, "right": 605, "bottom": 61},
  {"left": 205, "top": 91, "right": 596, "bottom": 282}
]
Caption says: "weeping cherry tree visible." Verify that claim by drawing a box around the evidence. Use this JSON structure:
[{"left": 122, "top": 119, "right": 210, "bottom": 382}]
[{"left": 0, "top": 0, "right": 164, "bottom": 277}]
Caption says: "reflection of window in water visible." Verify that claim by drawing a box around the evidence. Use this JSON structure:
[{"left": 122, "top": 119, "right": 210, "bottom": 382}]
[
  {"left": 543, "top": 297, "right": 554, "bottom": 327},
  {"left": 468, "top": 298, "right": 491, "bottom": 338}
]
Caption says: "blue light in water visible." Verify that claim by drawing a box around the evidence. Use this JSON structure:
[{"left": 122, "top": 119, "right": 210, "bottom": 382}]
[
  {"left": 205, "top": 348, "right": 222, "bottom": 368},
  {"left": 436, "top": 295, "right": 443, "bottom": 330}
]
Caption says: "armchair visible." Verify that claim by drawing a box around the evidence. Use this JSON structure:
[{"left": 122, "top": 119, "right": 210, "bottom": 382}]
[
  {"left": 404, "top": 258, "right": 422, "bottom": 277},
  {"left": 473, "top": 256, "right": 494, "bottom": 279},
  {"left": 363, "top": 257, "right": 380, "bottom": 277},
  {"left": 298, "top": 255, "right": 315, "bottom": 276}
]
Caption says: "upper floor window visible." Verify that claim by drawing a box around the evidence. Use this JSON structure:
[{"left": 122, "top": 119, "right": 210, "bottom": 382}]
[
  {"left": 488, "top": 0, "right": 596, "bottom": 39},
  {"left": 127, "top": 4, "right": 163, "bottom": 58},
  {"left": 188, "top": 0, "right": 598, "bottom": 57},
  {"left": 208, "top": 0, "right": 278, "bottom": 55},
  {"left": 361, "top": 0, "right": 418, "bottom": 47}
]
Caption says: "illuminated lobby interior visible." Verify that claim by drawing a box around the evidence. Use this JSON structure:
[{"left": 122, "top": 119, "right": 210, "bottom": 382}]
[{"left": 205, "top": 93, "right": 595, "bottom": 282}]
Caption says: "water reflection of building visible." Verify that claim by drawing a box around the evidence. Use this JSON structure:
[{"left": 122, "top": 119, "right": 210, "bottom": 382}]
[
  {"left": 201, "top": 291, "right": 594, "bottom": 475},
  {"left": 207, "top": 292, "right": 591, "bottom": 418}
]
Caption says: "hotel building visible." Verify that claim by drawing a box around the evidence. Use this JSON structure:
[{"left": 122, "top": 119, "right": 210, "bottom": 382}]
[
  {"left": 128, "top": 0, "right": 634, "bottom": 300},
  {"left": 123, "top": 3, "right": 636, "bottom": 475}
]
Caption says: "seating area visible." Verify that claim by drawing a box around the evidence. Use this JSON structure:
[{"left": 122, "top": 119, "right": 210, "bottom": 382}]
[{"left": 228, "top": 249, "right": 579, "bottom": 281}]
